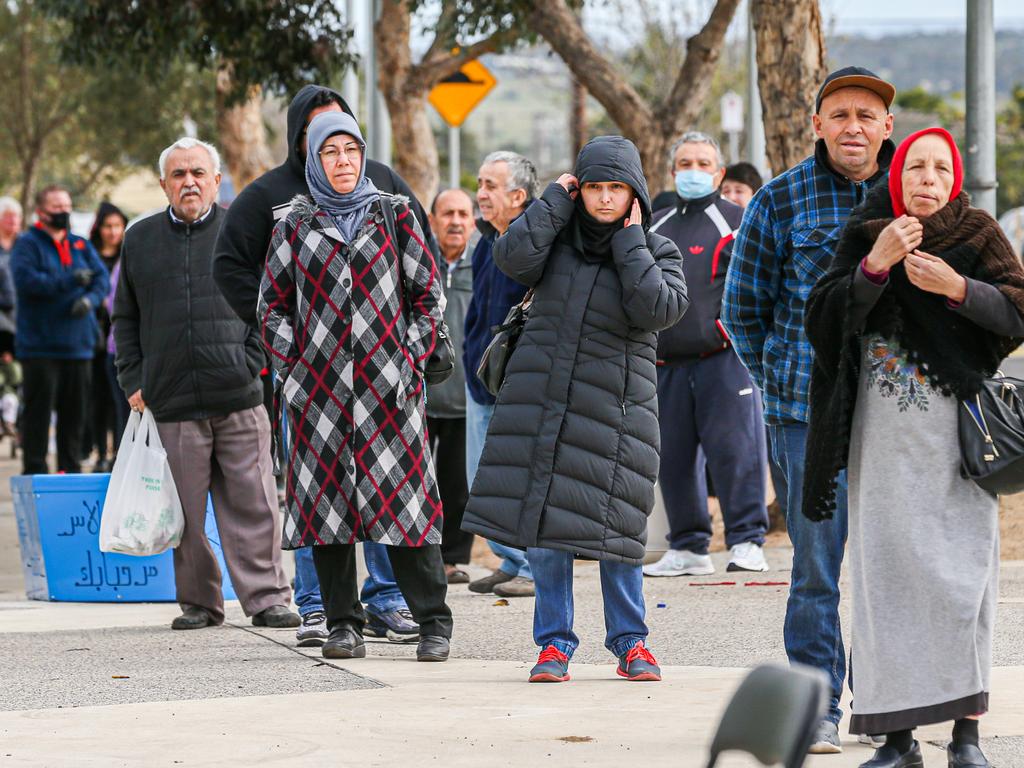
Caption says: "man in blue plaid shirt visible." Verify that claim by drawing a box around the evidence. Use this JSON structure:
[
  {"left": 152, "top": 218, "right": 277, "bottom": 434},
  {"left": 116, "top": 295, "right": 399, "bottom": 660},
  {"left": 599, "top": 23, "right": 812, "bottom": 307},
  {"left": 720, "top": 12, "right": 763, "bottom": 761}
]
[{"left": 722, "top": 66, "right": 896, "bottom": 755}]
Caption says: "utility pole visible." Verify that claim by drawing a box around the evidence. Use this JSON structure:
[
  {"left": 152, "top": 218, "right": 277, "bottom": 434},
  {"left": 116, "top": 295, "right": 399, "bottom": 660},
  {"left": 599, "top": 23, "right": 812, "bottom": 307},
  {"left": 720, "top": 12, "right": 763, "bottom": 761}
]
[
  {"left": 364, "top": 0, "right": 391, "bottom": 165},
  {"left": 745, "top": 7, "right": 768, "bottom": 177},
  {"left": 343, "top": 0, "right": 359, "bottom": 114},
  {"left": 965, "top": 0, "right": 997, "bottom": 215}
]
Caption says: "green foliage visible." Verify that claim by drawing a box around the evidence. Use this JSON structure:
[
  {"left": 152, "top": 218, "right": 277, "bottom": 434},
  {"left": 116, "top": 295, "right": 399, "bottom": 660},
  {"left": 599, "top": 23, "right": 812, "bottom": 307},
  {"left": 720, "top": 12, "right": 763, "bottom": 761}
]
[
  {"left": 896, "top": 87, "right": 946, "bottom": 114},
  {"left": 0, "top": 1, "right": 215, "bottom": 209},
  {"left": 36, "top": 0, "right": 356, "bottom": 103},
  {"left": 997, "top": 84, "right": 1024, "bottom": 215}
]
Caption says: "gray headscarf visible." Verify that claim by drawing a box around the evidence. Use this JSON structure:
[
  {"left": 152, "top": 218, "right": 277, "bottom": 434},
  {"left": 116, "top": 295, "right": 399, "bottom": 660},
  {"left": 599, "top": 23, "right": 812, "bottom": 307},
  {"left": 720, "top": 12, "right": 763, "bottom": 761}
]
[{"left": 304, "top": 111, "right": 381, "bottom": 242}]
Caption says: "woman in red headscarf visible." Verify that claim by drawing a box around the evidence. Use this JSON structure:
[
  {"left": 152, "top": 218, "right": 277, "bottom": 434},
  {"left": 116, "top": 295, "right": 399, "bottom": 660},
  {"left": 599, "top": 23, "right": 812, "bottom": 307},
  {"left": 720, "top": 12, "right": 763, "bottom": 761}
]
[{"left": 802, "top": 128, "right": 1024, "bottom": 768}]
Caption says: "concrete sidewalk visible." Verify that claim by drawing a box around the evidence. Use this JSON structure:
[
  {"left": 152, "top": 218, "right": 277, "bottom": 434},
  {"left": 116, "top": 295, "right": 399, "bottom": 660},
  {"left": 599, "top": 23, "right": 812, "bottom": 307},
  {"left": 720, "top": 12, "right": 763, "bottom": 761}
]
[{"left": 2, "top": 451, "right": 1024, "bottom": 766}]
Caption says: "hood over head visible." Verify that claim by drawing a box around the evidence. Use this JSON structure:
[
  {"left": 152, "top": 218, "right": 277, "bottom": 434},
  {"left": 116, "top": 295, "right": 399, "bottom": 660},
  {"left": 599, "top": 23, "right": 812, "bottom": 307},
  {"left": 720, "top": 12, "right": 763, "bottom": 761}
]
[
  {"left": 573, "top": 136, "right": 652, "bottom": 229},
  {"left": 286, "top": 84, "right": 356, "bottom": 175}
]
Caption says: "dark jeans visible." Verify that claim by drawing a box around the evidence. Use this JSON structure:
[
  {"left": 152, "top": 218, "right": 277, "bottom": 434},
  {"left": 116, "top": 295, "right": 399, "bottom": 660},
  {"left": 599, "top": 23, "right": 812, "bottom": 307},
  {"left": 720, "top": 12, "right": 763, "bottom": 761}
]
[
  {"left": 657, "top": 352, "right": 769, "bottom": 554},
  {"left": 87, "top": 352, "right": 115, "bottom": 460},
  {"left": 311, "top": 543, "right": 453, "bottom": 638},
  {"left": 20, "top": 358, "right": 90, "bottom": 474},
  {"left": 105, "top": 354, "right": 130, "bottom": 452},
  {"left": 768, "top": 422, "right": 848, "bottom": 725},
  {"left": 427, "top": 416, "right": 474, "bottom": 565}
]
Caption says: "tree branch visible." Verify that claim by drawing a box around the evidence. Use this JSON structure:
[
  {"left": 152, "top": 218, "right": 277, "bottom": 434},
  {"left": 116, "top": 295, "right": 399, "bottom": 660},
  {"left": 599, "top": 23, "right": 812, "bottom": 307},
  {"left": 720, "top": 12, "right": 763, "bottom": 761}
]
[
  {"left": 528, "top": 0, "right": 653, "bottom": 138},
  {"left": 658, "top": 0, "right": 742, "bottom": 132},
  {"left": 412, "top": 32, "right": 508, "bottom": 92},
  {"left": 422, "top": 2, "right": 459, "bottom": 64}
]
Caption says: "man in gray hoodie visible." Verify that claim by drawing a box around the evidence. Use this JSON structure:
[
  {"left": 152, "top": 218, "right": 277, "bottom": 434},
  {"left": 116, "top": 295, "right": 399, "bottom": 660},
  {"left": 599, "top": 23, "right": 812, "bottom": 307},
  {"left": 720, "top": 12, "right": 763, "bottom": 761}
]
[{"left": 426, "top": 189, "right": 477, "bottom": 582}]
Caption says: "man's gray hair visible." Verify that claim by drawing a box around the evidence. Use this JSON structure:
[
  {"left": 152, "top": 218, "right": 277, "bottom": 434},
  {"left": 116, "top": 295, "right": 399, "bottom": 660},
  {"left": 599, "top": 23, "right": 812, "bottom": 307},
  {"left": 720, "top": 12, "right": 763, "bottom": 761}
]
[
  {"left": 0, "top": 196, "right": 22, "bottom": 217},
  {"left": 158, "top": 137, "right": 222, "bottom": 180},
  {"left": 481, "top": 151, "right": 539, "bottom": 200},
  {"left": 669, "top": 131, "right": 725, "bottom": 169}
]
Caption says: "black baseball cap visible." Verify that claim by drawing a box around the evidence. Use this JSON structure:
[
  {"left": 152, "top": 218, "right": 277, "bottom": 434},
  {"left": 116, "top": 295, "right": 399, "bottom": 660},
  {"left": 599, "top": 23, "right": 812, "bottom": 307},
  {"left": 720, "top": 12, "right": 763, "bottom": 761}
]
[{"left": 816, "top": 66, "right": 896, "bottom": 113}]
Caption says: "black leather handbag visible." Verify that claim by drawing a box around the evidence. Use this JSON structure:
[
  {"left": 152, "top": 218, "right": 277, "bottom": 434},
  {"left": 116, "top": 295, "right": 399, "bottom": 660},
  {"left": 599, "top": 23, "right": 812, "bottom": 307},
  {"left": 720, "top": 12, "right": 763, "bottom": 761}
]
[
  {"left": 475, "top": 289, "right": 534, "bottom": 397},
  {"left": 380, "top": 197, "right": 455, "bottom": 386},
  {"left": 959, "top": 372, "right": 1024, "bottom": 494}
]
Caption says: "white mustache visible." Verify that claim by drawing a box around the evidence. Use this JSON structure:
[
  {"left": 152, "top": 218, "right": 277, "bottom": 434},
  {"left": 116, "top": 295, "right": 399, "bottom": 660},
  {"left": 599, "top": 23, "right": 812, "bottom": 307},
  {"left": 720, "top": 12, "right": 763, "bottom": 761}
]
[{"left": 180, "top": 186, "right": 201, "bottom": 198}]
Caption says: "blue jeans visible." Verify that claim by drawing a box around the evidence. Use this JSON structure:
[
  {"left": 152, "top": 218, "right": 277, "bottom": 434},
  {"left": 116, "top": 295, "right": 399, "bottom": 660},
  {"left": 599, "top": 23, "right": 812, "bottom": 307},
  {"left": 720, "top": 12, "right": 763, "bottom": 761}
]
[
  {"left": 279, "top": 392, "right": 406, "bottom": 617},
  {"left": 768, "top": 422, "right": 848, "bottom": 725},
  {"left": 293, "top": 547, "right": 324, "bottom": 616},
  {"left": 465, "top": 389, "right": 532, "bottom": 581},
  {"left": 528, "top": 547, "right": 647, "bottom": 659},
  {"left": 360, "top": 542, "right": 408, "bottom": 614}
]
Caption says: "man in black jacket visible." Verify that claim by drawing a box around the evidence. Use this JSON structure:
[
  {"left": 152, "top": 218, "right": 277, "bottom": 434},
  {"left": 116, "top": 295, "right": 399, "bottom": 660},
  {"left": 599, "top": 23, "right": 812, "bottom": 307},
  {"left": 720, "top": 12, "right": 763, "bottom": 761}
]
[
  {"left": 642, "top": 132, "right": 770, "bottom": 579},
  {"left": 115, "top": 137, "right": 298, "bottom": 632},
  {"left": 213, "top": 85, "right": 431, "bottom": 646}
]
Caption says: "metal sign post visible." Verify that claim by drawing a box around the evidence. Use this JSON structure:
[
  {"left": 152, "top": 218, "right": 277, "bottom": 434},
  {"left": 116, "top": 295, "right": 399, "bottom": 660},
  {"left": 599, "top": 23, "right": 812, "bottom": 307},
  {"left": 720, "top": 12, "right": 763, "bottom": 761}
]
[
  {"left": 449, "top": 125, "right": 460, "bottom": 189},
  {"left": 430, "top": 59, "right": 497, "bottom": 189}
]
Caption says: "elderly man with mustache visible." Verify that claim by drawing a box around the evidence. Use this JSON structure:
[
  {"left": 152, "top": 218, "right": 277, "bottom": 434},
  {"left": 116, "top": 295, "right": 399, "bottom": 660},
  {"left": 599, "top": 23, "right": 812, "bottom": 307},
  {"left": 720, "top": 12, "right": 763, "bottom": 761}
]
[{"left": 114, "top": 137, "right": 299, "bottom": 632}]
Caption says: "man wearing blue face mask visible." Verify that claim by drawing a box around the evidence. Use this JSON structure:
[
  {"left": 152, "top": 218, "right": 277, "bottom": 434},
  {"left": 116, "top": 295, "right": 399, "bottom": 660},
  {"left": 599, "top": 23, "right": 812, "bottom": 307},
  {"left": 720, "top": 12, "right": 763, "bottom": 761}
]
[{"left": 643, "top": 132, "right": 770, "bottom": 579}]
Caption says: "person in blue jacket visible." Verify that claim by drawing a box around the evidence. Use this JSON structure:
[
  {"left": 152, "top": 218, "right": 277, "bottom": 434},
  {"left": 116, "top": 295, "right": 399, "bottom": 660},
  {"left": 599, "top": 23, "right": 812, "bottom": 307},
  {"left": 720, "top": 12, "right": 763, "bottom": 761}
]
[{"left": 11, "top": 184, "right": 109, "bottom": 474}]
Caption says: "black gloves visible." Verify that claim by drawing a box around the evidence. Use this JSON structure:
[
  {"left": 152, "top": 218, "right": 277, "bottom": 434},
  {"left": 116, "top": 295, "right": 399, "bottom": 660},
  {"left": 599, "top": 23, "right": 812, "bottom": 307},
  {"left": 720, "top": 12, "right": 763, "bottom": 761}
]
[
  {"left": 70, "top": 297, "right": 93, "bottom": 318},
  {"left": 72, "top": 269, "right": 95, "bottom": 287}
]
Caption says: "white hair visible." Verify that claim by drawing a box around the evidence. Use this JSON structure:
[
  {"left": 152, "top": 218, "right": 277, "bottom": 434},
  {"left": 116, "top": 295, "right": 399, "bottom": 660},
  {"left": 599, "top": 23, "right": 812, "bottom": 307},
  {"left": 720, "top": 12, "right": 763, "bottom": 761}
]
[
  {"left": 158, "top": 137, "right": 222, "bottom": 180},
  {"left": 669, "top": 131, "right": 725, "bottom": 169},
  {"left": 0, "top": 196, "right": 22, "bottom": 217},
  {"left": 481, "top": 151, "right": 539, "bottom": 200}
]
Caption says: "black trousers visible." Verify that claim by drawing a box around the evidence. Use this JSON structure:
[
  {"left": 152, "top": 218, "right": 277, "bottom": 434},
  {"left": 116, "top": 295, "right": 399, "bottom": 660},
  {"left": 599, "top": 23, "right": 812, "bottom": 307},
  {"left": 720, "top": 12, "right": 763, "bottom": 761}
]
[
  {"left": 21, "top": 358, "right": 91, "bottom": 475},
  {"left": 88, "top": 352, "right": 115, "bottom": 460},
  {"left": 427, "top": 416, "right": 474, "bottom": 565},
  {"left": 311, "top": 543, "right": 453, "bottom": 638}
]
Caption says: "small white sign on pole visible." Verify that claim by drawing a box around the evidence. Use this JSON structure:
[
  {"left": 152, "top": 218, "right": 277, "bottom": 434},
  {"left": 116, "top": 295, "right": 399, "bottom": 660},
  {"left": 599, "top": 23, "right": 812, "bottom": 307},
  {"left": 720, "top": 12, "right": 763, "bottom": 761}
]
[{"left": 721, "top": 91, "right": 744, "bottom": 133}]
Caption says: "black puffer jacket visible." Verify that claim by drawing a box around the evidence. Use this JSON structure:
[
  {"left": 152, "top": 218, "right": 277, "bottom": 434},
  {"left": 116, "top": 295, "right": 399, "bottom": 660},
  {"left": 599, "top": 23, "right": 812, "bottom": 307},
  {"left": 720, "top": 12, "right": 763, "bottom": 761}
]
[
  {"left": 461, "top": 137, "right": 689, "bottom": 564},
  {"left": 114, "top": 206, "right": 264, "bottom": 422}
]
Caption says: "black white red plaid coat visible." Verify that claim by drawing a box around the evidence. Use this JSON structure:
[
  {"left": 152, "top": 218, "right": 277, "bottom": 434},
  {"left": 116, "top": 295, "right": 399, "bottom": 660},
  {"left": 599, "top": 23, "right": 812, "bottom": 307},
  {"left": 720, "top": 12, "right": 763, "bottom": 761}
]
[{"left": 259, "top": 194, "right": 445, "bottom": 548}]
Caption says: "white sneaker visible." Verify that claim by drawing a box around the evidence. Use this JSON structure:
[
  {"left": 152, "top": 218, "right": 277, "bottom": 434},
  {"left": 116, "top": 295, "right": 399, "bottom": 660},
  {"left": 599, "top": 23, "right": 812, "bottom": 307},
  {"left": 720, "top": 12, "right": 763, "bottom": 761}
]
[
  {"left": 727, "top": 541, "right": 769, "bottom": 572},
  {"left": 858, "top": 733, "right": 886, "bottom": 748},
  {"left": 642, "top": 549, "right": 715, "bottom": 577}
]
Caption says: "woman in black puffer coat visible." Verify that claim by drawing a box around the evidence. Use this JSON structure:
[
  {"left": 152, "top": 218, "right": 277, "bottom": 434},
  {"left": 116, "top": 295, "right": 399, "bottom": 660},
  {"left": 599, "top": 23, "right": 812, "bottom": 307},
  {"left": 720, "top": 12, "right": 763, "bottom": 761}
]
[{"left": 462, "top": 136, "right": 688, "bottom": 683}]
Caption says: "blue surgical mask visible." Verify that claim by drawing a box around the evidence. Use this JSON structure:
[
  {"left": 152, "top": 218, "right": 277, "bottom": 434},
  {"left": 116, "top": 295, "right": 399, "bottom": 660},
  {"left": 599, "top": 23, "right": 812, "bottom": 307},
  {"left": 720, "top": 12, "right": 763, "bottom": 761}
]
[{"left": 675, "top": 169, "right": 716, "bottom": 200}]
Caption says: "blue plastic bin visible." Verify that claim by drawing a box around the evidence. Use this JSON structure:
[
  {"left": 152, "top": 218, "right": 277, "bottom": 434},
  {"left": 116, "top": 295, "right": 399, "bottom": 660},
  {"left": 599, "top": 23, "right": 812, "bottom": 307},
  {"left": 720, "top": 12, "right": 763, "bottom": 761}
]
[{"left": 11, "top": 474, "right": 236, "bottom": 602}]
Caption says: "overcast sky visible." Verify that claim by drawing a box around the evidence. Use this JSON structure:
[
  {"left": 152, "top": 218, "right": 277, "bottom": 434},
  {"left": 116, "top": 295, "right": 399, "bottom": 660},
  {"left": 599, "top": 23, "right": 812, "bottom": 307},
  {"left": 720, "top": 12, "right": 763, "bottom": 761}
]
[{"left": 825, "top": 0, "right": 1024, "bottom": 35}]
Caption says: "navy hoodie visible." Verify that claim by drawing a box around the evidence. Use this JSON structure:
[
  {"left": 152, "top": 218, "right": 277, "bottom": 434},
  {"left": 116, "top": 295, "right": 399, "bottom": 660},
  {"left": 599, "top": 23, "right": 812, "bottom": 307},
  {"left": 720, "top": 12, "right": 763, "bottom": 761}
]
[
  {"left": 213, "top": 84, "right": 438, "bottom": 328},
  {"left": 650, "top": 191, "right": 742, "bottom": 362},
  {"left": 11, "top": 227, "right": 110, "bottom": 359}
]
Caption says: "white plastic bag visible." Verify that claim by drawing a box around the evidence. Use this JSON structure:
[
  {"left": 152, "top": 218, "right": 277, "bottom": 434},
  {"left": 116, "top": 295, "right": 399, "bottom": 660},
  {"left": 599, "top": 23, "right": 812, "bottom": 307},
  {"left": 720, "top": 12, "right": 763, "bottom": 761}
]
[{"left": 99, "top": 410, "right": 185, "bottom": 556}]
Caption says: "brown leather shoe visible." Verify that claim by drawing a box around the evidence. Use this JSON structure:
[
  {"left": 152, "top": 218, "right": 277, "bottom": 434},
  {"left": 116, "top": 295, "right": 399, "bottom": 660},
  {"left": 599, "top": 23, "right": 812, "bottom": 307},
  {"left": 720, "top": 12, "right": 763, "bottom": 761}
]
[
  {"left": 468, "top": 569, "right": 515, "bottom": 594},
  {"left": 493, "top": 576, "right": 535, "bottom": 598},
  {"left": 252, "top": 605, "right": 301, "bottom": 628},
  {"left": 171, "top": 607, "right": 212, "bottom": 630},
  {"left": 445, "top": 566, "right": 470, "bottom": 584}
]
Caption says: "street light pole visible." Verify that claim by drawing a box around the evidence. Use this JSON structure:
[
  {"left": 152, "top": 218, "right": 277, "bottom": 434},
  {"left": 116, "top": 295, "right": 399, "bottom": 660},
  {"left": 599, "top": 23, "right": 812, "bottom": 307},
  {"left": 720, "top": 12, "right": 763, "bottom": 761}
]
[
  {"left": 364, "top": 0, "right": 391, "bottom": 165},
  {"left": 745, "top": 8, "right": 768, "bottom": 178},
  {"left": 965, "top": 0, "right": 997, "bottom": 215}
]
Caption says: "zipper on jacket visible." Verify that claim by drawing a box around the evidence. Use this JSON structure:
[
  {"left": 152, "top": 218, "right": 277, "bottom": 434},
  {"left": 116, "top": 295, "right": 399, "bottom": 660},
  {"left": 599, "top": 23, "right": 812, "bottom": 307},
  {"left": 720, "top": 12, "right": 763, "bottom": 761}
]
[
  {"left": 183, "top": 224, "right": 204, "bottom": 417},
  {"left": 621, "top": 350, "right": 630, "bottom": 415}
]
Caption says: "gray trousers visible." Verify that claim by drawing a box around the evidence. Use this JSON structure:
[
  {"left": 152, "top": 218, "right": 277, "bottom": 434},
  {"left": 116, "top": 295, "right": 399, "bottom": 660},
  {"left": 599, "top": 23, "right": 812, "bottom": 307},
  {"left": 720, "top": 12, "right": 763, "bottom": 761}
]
[{"left": 157, "top": 405, "right": 290, "bottom": 623}]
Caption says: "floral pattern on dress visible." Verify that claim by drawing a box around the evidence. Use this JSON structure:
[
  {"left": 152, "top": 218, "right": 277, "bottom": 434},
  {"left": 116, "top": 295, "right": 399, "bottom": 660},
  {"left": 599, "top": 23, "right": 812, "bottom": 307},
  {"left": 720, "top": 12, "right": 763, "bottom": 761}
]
[{"left": 864, "top": 336, "right": 931, "bottom": 412}]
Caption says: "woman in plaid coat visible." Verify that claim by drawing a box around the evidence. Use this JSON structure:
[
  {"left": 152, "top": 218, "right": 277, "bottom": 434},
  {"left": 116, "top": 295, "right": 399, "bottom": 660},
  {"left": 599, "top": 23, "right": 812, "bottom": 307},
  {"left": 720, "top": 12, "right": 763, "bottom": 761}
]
[{"left": 259, "top": 111, "right": 452, "bottom": 662}]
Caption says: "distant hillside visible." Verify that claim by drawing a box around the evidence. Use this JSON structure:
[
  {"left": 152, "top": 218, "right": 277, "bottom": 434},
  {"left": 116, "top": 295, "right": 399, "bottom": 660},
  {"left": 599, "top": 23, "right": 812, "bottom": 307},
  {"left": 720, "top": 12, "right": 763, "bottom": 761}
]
[{"left": 827, "top": 31, "right": 1024, "bottom": 97}]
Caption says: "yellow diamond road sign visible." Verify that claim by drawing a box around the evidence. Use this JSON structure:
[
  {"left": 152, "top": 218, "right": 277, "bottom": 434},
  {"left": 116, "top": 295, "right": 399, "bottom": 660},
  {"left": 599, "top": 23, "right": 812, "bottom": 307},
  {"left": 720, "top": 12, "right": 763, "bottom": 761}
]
[{"left": 429, "top": 59, "right": 497, "bottom": 128}]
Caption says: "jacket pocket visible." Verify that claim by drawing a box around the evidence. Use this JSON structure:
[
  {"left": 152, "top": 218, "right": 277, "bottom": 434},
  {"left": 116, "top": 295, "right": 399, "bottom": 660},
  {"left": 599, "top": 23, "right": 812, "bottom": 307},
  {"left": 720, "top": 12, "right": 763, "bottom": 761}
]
[{"left": 789, "top": 225, "right": 843, "bottom": 285}]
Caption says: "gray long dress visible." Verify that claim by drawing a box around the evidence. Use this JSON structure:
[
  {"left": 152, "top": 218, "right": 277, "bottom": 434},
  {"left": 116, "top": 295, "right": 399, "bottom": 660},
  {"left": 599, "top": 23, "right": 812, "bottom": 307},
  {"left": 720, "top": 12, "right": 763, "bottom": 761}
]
[{"left": 847, "top": 332, "right": 998, "bottom": 734}]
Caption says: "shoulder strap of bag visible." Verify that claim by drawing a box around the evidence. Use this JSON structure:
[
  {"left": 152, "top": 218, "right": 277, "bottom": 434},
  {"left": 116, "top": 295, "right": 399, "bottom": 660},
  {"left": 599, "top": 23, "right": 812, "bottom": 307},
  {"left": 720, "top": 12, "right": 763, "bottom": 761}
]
[{"left": 379, "top": 195, "right": 409, "bottom": 315}]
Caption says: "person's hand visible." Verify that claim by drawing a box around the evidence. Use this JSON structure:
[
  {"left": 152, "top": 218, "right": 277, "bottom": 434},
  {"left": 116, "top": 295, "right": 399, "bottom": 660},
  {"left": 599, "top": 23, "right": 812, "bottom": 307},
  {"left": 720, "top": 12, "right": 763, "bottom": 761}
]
[
  {"left": 72, "top": 269, "right": 94, "bottom": 287},
  {"left": 905, "top": 249, "right": 967, "bottom": 302},
  {"left": 70, "top": 296, "right": 92, "bottom": 318},
  {"left": 128, "top": 389, "right": 145, "bottom": 413},
  {"left": 624, "top": 198, "right": 642, "bottom": 228},
  {"left": 556, "top": 173, "right": 579, "bottom": 199},
  {"left": 864, "top": 215, "right": 922, "bottom": 273}
]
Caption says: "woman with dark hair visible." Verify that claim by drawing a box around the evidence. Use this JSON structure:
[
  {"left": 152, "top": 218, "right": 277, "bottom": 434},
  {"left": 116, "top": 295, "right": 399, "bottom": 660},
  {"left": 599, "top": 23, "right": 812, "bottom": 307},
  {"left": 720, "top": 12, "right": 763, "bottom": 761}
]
[
  {"left": 87, "top": 202, "right": 127, "bottom": 467},
  {"left": 461, "top": 136, "right": 688, "bottom": 683},
  {"left": 259, "top": 111, "right": 452, "bottom": 662},
  {"left": 804, "top": 128, "right": 1024, "bottom": 768}
]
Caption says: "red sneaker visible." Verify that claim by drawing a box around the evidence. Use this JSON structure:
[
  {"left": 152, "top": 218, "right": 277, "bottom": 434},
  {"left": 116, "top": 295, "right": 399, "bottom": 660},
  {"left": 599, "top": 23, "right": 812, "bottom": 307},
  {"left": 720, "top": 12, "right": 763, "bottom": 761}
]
[
  {"left": 616, "top": 641, "right": 661, "bottom": 681},
  {"left": 529, "top": 645, "right": 571, "bottom": 682}
]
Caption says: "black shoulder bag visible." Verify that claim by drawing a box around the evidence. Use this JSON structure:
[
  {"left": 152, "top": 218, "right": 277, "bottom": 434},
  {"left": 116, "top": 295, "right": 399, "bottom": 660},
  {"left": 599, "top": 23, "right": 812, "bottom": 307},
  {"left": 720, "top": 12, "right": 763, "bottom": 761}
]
[
  {"left": 380, "top": 197, "right": 455, "bottom": 386},
  {"left": 959, "top": 372, "right": 1024, "bottom": 494},
  {"left": 475, "top": 288, "right": 534, "bottom": 397}
]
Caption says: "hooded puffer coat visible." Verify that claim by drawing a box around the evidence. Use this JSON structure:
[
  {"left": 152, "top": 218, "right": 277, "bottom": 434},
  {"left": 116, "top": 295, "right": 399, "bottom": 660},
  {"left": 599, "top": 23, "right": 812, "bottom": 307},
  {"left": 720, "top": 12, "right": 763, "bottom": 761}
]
[{"left": 461, "top": 136, "right": 689, "bottom": 564}]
